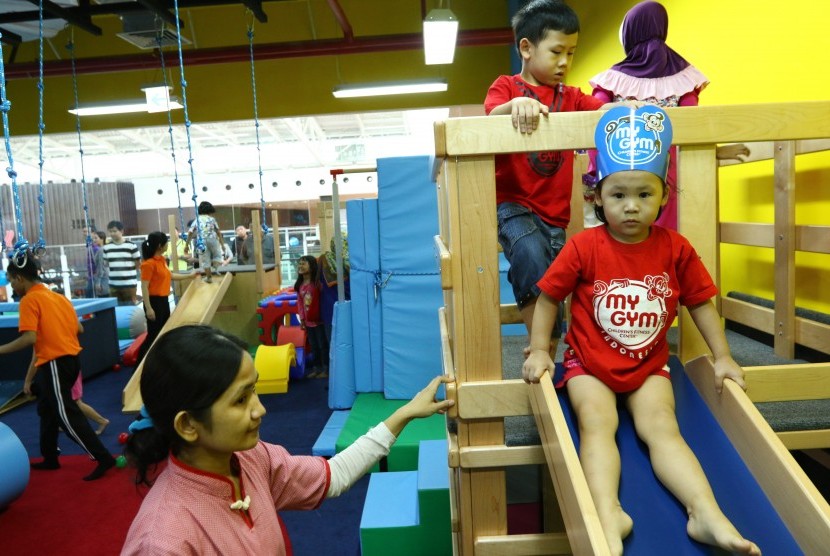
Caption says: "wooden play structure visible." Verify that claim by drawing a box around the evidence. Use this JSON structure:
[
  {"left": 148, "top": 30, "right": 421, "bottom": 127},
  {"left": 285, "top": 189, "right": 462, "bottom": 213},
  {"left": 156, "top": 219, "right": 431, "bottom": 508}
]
[
  {"left": 122, "top": 209, "right": 281, "bottom": 412},
  {"left": 433, "top": 102, "right": 830, "bottom": 554}
]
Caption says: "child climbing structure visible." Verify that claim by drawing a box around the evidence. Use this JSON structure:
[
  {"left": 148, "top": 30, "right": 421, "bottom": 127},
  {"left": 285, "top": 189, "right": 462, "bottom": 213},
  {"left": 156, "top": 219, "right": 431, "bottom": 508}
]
[{"left": 433, "top": 101, "right": 830, "bottom": 554}]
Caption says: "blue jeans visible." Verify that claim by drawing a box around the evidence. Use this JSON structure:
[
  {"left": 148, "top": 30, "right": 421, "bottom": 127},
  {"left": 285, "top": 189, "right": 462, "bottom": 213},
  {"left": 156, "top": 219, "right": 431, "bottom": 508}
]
[{"left": 497, "top": 202, "right": 566, "bottom": 332}]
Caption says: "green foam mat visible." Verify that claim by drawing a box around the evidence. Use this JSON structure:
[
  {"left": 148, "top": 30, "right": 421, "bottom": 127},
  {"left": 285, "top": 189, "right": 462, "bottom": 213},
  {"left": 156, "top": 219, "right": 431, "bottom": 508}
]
[{"left": 335, "top": 393, "right": 446, "bottom": 472}]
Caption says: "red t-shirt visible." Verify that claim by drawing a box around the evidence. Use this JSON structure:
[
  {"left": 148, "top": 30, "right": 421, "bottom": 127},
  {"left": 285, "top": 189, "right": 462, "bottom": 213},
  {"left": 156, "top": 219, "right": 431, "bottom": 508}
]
[
  {"left": 18, "top": 283, "right": 81, "bottom": 366},
  {"left": 297, "top": 282, "right": 321, "bottom": 326},
  {"left": 537, "top": 226, "right": 717, "bottom": 392},
  {"left": 484, "top": 75, "right": 605, "bottom": 227}
]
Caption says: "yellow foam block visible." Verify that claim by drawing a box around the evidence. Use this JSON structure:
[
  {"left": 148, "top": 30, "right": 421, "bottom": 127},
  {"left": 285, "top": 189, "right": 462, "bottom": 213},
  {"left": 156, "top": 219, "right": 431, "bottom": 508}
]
[{"left": 254, "top": 344, "right": 295, "bottom": 394}]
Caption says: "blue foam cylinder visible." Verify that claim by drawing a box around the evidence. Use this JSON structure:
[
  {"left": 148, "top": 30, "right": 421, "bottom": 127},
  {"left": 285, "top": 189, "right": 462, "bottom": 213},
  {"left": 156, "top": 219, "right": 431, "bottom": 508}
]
[
  {"left": 0, "top": 421, "right": 30, "bottom": 509},
  {"left": 328, "top": 301, "right": 357, "bottom": 409}
]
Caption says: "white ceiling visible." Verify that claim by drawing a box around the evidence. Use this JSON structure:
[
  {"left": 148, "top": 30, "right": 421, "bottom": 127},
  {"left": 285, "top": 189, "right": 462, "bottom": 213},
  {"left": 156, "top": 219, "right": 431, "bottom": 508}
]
[{"left": 6, "top": 108, "right": 448, "bottom": 185}]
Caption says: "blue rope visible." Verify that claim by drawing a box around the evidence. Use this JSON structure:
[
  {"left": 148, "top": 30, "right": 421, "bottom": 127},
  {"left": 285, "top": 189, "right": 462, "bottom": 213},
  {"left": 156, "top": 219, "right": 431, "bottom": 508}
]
[
  {"left": 349, "top": 266, "right": 440, "bottom": 300},
  {"left": 156, "top": 28, "right": 186, "bottom": 239},
  {"left": 34, "top": 0, "right": 46, "bottom": 255},
  {"left": 171, "top": 0, "right": 204, "bottom": 253},
  {"left": 67, "top": 38, "right": 97, "bottom": 293},
  {"left": 246, "top": 16, "right": 269, "bottom": 234},
  {"left": 0, "top": 30, "right": 29, "bottom": 266}
]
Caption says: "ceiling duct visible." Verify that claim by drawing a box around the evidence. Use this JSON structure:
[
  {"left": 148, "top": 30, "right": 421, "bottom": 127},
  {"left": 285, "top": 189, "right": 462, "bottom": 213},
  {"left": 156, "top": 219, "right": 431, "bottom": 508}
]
[{"left": 116, "top": 12, "right": 190, "bottom": 50}]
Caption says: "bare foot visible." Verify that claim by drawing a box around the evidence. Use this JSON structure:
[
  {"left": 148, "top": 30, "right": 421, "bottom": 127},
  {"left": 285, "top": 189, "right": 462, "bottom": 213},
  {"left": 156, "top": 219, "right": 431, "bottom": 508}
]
[
  {"left": 599, "top": 506, "right": 633, "bottom": 556},
  {"left": 96, "top": 419, "right": 109, "bottom": 435},
  {"left": 687, "top": 508, "right": 761, "bottom": 555}
]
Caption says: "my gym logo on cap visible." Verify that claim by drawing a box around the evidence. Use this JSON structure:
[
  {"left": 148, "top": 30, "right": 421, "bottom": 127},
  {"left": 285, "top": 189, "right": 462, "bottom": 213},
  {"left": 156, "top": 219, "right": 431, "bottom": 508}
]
[{"left": 595, "top": 106, "right": 673, "bottom": 182}]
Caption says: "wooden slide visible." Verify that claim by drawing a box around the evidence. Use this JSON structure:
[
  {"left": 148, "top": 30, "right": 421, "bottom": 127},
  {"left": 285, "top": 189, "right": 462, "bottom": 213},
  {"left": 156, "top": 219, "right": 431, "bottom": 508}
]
[
  {"left": 528, "top": 356, "right": 830, "bottom": 554},
  {"left": 122, "top": 271, "right": 233, "bottom": 413}
]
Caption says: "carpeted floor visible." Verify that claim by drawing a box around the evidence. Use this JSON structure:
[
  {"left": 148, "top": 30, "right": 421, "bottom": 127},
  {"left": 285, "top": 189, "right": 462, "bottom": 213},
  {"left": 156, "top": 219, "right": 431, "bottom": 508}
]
[{"left": 0, "top": 366, "right": 361, "bottom": 556}]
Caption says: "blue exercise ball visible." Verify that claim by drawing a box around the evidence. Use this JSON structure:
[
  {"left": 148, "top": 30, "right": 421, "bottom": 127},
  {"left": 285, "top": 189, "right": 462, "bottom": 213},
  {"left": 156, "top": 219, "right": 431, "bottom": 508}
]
[{"left": 0, "top": 421, "right": 30, "bottom": 509}]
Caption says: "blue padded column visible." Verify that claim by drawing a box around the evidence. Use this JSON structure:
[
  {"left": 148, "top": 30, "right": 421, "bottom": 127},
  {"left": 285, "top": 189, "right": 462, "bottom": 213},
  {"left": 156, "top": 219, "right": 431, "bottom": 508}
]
[
  {"left": 346, "top": 199, "right": 384, "bottom": 392},
  {"left": 328, "top": 300, "right": 357, "bottom": 409},
  {"left": 376, "top": 156, "right": 443, "bottom": 399}
]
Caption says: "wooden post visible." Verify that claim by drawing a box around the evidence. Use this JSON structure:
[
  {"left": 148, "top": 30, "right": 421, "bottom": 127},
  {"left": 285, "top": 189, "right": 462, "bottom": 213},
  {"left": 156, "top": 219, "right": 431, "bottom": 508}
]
[
  {"left": 773, "top": 141, "right": 796, "bottom": 359},
  {"left": 676, "top": 145, "right": 719, "bottom": 363}
]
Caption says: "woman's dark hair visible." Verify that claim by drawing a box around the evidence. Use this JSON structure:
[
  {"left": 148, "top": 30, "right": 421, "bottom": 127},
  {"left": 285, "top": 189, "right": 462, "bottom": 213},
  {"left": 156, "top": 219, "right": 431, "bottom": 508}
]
[
  {"left": 94, "top": 230, "right": 107, "bottom": 242},
  {"left": 512, "top": 0, "right": 580, "bottom": 51},
  {"left": 124, "top": 325, "right": 248, "bottom": 486},
  {"left": 293, "top": 255, "right": 319, "bottom": 292},
  {"left": 593, "top": 176, "right": 668, "bottom": 224},
  {"left": 141, "top": 231, "right": 168, "bottom": 260},
  {"left": 197, "top": 201, "right": 216, "bottom": 215},
  {"left": 5, "top": 252, "right": 39, "bottom": 281}
]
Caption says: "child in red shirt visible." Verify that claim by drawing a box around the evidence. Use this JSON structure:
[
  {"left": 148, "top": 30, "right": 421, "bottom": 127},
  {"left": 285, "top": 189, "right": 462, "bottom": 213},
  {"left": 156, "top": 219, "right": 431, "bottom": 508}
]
[
  {"left": 294, "top": 255, "right": 328, "bottom": 378},
  {"left": 523, "top": 106, "right": 759, "bottom": 555}
]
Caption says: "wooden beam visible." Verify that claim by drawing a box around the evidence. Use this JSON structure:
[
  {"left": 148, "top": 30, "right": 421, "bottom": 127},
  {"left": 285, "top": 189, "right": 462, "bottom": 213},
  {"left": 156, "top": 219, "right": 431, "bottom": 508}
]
[
  {"left": 719, "top": 138, "right": 830, "bottom": 166},
  {"left": 456, "top": 379, "right": 530, "bottom": 418},
  {"left": 438, "top": 102, "right": 830, "bottom": 157},
  {"left": 773, "top": 141, "right": 796, "bottom": 358},
  {"left": 720, "top": 296, "right": 830, "bottom": 353},
  {"left": 459, "top": 444, "right": 545, "bottom": 468},
  {"left": 500, "top": 303, "right": 522, "bottom": 325},
  {"left": 677, "top": 145, "right": 718, "bottom": 362},
  {"left": 743, "top": 363, "right": 830, "bottom": 402},
  {"left": 475, "top": 532, "right": 571, "bottom": 556},
  {"left": 777, "top": 430, "right": 830, "bottom": 451},
  {"left": 434, "top": 235, "right": 452, "bottom": 290},
  {"left": 530, "top": 374, "right": 611, "bottom": 555},
  {"left": 685, "top": 356, "right": 830, "bottom": 552}
]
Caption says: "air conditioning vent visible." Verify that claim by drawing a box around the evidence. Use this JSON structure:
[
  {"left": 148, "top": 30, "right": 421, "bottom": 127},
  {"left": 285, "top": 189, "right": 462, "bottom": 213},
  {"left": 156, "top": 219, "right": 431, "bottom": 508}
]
[{"left": 117, "top": 12, "right": 190, "bottom": 50}]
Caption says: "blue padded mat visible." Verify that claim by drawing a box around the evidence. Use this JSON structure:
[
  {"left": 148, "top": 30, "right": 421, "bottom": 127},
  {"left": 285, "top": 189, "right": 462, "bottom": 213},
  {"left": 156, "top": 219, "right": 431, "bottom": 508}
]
[
  {"left": 499, "top": 252, "right": 526, "bottom": 337},
  {"left": 376, "top": 157, "right": 443, "bottom": 399},
  {"left": 557, "top": 358, "right": 800, "bottom": 555},
  {"left": 347, "top": 199, "right": 384, "bottom": 393},
  {"left": 377, "top": 156, "right": 439, "bottom": 274},
  {"left": 328, "top": 301, "right": 356, "bottom": 410},
  {"left": 380, "top": 273, "right": 443, "bottom": 399}
]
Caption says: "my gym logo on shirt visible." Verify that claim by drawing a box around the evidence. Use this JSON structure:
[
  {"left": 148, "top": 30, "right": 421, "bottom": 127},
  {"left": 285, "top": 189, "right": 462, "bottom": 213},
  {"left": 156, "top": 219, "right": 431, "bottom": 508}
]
[{"left": 593, "top": 274, "right": 671, "bottom": 356}]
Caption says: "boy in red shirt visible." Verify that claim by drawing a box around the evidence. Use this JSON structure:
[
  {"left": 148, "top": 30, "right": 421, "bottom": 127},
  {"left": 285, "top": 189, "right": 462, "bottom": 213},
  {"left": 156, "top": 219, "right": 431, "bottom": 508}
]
[
  {"left": 485, "top": 0, "right": 634, "bottom": 353},
  {"left": 0, "top": 252, "right": 116, "bottom": 481}
]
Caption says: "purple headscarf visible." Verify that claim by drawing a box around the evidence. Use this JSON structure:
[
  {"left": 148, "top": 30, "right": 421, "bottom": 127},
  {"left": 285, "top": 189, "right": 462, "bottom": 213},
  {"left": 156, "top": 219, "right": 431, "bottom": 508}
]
[{"left": 611, "top": 1, "right": 689, "bottom": 79}]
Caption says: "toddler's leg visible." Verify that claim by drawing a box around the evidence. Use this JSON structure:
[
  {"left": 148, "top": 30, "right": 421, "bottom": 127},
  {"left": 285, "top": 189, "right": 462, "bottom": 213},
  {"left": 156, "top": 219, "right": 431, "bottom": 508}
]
[
  {"left": 626, "top": 376, "right": 760, "bottom": 555},
  {"left": 567, "top": 375, "right": 633, "bottom": 556}
]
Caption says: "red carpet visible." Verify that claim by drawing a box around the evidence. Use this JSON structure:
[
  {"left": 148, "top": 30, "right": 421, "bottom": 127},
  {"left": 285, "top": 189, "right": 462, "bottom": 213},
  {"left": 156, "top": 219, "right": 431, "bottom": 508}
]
[{"left": 0, "top": 456, "right": 145, "bottom": 555}]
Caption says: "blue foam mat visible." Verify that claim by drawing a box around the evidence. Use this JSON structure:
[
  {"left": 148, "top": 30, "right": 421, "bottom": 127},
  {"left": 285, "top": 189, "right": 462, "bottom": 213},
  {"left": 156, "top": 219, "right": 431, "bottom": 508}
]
[
  {"left": 380, "top": 273, "right": 443, "bottom": 399},
  {"left": 556, "top": 358, "right": 800, "bottom": 555},
  {"left": 312, "top": 410, "right": 351, "bottom": 457},
  {"left": 377, "top": 156, "right": 439, "bottom": 274},
  {"left": 417, "top": 439, "right": 449, "bottom": 492},
  {"left": 360, "top": 471, "right": 419, "bottom": 529},
  {"left": 328, "top": 301, "right": 356, "bottom": 410},
  {"left": 347, "top": 199, "right": 384, "bottom": 393}
]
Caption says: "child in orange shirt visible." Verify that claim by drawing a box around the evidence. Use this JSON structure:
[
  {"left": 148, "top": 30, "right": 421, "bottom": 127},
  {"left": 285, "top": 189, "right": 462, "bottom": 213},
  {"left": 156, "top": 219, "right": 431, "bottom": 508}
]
[{"left": 0, "top": 251, "right": 116, "bottom": 480}]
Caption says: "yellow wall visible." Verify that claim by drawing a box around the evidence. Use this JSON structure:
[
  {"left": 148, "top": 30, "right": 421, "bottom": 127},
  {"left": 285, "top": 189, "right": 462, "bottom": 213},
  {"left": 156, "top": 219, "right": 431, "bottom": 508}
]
[{"left": 571, "top": 0, "right": 830, "bottom": 313}]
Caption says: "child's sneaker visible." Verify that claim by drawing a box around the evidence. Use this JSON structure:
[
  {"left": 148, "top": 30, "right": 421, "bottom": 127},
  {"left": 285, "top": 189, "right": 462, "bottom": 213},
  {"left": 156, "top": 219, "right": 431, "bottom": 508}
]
[{"left": 202, "top": 276, "right": 213, "bottom": 283}]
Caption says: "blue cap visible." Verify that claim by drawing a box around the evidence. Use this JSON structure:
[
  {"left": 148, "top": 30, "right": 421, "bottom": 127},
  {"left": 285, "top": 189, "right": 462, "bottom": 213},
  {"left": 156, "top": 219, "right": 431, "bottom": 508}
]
[{"left": 595, "top": 105, "right": 672, "bottom": 183}]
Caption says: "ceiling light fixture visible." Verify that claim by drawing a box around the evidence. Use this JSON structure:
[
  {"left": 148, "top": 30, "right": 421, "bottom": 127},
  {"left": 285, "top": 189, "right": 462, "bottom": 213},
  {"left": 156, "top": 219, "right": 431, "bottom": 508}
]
[
  {"left": 332, "top": 79, "right": 448, "bottom": 99},
  {"left": 423, "top": 8, "right": 458, "bottom": 65},
  {"left": 68, "top": 84, "right": 183, "bottom": 116}
]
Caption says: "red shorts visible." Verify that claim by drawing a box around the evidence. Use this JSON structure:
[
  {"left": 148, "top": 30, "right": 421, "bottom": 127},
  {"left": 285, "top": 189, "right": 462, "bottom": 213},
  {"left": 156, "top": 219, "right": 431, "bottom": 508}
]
[{"left": 555, "top": 348, "right": 671, "bottom": 393}]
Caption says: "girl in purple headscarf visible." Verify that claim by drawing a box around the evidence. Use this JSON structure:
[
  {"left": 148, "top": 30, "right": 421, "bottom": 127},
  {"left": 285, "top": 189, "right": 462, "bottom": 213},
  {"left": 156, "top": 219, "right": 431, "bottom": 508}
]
[{"left": 583, "top": 1, "right": 748, "bottom": 230}]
